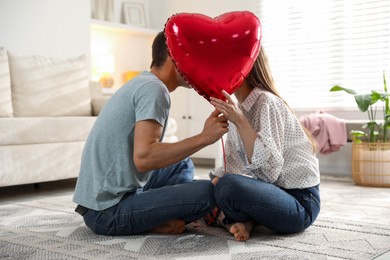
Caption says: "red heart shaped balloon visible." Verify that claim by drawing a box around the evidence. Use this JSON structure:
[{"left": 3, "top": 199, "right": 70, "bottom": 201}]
[{"left": 165, "top": 11, "right": 261, "bottom": 101}]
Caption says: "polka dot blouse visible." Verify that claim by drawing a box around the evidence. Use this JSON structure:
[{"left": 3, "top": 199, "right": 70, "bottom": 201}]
[{"left": 213, "top": 88, "right": 320, "bottom": 189}]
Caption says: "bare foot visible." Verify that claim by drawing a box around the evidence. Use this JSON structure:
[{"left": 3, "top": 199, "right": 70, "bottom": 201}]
[
  {"left": 151, "top": 219, "right": 185, "bottom": 234},
  {"left": 229, "top": 220, "right": 255, "bottom": 242}
]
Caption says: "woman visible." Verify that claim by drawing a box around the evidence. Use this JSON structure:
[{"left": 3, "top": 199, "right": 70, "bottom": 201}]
[{"left": 208, "top": 46, "right": 320, "bottom": 242}]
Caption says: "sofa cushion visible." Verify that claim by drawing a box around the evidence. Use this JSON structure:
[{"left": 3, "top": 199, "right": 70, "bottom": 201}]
[
  {"left": 0, "top": 47, "right": 13, "bottom": 117},
  {"left": 0, "top": 142, "right": 85, "bottom": 186},
  {"left": 0, "top": 117, "right": 96, "bottom": 146},
  {"left": 9, "top": 52, "right": 92, "bottom": 116}
]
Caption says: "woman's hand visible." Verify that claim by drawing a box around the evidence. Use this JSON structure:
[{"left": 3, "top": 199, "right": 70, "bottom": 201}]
[
  {"left": 210, "top": 90, "right": 257, "bottom": 162},
  {"left": 210, "top": 90, "right": 244, "bottom": 126}
]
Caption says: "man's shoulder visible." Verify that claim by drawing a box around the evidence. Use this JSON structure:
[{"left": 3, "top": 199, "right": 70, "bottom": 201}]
[{"left": 128, "top": 72, "right": 168, "bottom": 96}]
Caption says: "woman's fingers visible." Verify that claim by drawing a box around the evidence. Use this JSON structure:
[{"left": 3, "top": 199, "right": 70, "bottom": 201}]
[
  {"left": 210, "top": 99, "right": 223, "bottom": 109},
  {"left": 210, "top": 100, "right": 229, "bottom": 117},
  {"left": 210, "top": 92, "right": 238, "bottom": 122},
  {"left": 221, "top": 90, "right": 234, "bottom": 104}
]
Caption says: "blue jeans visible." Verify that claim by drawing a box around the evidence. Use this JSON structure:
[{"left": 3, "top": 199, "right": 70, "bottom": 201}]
[
  {"left": 214, "top": 174, "right": 320, "bottom": 234},
  {"left": 82, "top": 158, "right": 216, "bottom": 235}
]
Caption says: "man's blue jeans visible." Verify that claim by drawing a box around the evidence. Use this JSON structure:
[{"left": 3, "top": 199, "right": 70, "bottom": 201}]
[
  {"left": 82, "top": 158, "right": 216, "bottom": 235},
  {"left": 214, "top": 174, "right": 320, "bottom": 234}
]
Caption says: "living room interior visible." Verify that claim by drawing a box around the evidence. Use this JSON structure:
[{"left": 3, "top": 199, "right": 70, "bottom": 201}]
[{"left": 0, "top": 0, "right": 389, "bottom": 259}]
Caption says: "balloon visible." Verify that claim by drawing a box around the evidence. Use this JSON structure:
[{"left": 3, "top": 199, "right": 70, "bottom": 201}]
[{"left": 165, "top": 11, "right": 261, "bottom": 101}]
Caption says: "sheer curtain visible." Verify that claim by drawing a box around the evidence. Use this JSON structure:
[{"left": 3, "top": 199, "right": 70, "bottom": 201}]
[{"left": 256, "top": 0, "right": 390, "bottom": 119}]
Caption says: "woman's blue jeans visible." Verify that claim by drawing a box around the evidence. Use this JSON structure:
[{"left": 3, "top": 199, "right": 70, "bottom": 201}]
[
  {"left": 214, "top": 174, "right": 320, "bottom": 234},
  {"left": 82, "top": 158, "right": 216, "bottom": 235}
]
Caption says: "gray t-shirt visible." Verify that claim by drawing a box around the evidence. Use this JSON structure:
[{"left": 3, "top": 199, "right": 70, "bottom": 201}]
[{"left": 73, "top": 71, "right": 170, "bottom": 211}]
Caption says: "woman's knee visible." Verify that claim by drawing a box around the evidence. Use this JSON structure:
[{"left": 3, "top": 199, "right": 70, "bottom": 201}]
[
  {"left": 214, "top": 174, "right": 256, "bottom": 198},
  {"left": 214, "top": 174, "right": 243, "bottom": 204},
  {"left": 215, "top": 174, "right": 242, "bottom": 187}
]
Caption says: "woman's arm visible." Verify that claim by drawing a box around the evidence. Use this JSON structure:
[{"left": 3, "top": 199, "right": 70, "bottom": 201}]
[
  {"left": 211, "top": 90, "right": 285, "bottom": 184},
  {"left": 210, "top": 91, "right": 257, "bottom": 162}
]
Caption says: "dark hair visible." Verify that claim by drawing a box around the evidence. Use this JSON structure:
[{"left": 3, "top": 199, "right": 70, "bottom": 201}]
[{"left": 150, "top": 31, "right": 168, "bottom": 68}]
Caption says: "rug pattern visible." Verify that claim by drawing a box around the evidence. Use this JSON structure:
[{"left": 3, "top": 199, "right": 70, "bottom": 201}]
[{"left": 0, "top": 195, "right": 389, "bottom": 260}]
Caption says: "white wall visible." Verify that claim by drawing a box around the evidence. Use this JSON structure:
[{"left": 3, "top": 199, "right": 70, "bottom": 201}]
[
  {"left": 149, "top": 0, "right": 257, "bottom": 30},
  {"left": 317, "top": 143, "right": 352, "bottom": 177},
  {"left": 0, "top": 0, "right": 90, "bottom": 59}
]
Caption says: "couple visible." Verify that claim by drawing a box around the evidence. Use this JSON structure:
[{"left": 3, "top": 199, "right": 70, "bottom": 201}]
[{"left": 73, "top": 31, "right": 320, "bottom": 242}]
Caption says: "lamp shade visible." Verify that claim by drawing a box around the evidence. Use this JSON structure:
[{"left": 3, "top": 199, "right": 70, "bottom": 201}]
[{"left": 95, "top": 54, "right": 115, "bottom": 74}]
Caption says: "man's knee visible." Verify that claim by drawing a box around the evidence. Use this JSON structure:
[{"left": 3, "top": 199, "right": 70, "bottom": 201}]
[{"left": 191, "top": 180, "right": 216, "bottom": 206}]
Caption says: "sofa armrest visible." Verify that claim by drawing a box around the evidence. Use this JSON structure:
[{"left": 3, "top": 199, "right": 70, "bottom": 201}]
[{"left": 91, "top": 97, "right": 110, "bottom": 116}]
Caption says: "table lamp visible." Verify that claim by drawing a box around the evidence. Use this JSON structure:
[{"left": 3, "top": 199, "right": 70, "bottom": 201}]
[{"left": 96, "top": 54, "right": 115, "bottom": 88}]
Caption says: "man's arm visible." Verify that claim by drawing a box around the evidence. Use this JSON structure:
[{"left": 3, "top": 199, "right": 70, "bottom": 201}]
[{"left": 134, "top": 109, "right": 228, "bottom": 172}]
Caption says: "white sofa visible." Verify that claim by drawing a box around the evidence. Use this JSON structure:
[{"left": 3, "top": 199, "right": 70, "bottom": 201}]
[{"left": 0, "top": 47, "right": 108, "bottom": 187}]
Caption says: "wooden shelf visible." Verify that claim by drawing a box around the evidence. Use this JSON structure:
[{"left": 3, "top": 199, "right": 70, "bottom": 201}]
[{"left": 91, "top": 19, "right": 160, "bottom": 36}]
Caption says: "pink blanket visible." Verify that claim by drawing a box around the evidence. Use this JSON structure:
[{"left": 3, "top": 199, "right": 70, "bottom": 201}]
[{"left": 299, "top": 112, "right": 347, "bottom": 154}]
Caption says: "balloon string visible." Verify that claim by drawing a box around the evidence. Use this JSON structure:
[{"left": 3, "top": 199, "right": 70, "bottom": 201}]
[{"left": 221, "top": 137, "right": 226, "bottom": 174}]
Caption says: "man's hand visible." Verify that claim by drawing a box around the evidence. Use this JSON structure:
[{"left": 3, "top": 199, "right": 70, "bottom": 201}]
[{"left": 201, "top": 109, "right": 229, "bottom": 145}]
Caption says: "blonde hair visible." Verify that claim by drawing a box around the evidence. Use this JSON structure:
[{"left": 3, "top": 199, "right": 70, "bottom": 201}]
[{"left": 247, "top": 46, "right": 318, "bottom": 153}]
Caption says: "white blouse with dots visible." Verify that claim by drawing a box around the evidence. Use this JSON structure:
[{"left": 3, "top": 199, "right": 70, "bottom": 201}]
[{"left": 213, "top": 88, "right": 320, "bottom": 189}]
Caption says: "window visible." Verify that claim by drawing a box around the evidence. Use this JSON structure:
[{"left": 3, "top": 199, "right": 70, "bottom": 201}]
[{"left": 256, "top": 0, "right": 390, "bottom": 119}]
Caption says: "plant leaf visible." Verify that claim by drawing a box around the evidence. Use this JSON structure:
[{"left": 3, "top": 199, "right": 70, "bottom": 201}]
[
  {"left": 350, "top": 130, "right": 365, "bottom": 136},
  {"left": 330, "top": 85, "right": 357, "bottom": 94},
  {"left": 376, "top": 91, "right": 390, "bottom": 101},
  {"left": 385, "top": 114, "right": 390, "bottom": 128},
  {"left": 354, "top": 94, "right": 372, "bottom": 112},
  {"left": 371, "top": 91, "right": 385, "bottom": 103},
  {"left": 363, "top": 121, "right": 379, "bottom": 128},
  {"left": 350, "top": 130, "right": 365, "bottom": 143}
]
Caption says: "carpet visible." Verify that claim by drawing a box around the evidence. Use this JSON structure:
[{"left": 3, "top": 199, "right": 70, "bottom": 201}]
[{"left": 0, "top": 191, "right": 389, "bottom": 259}]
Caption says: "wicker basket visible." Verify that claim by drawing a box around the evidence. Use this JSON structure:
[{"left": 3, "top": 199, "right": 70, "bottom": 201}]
[{"left": 352, "top": 142, "right": 390, "bottom": 187}]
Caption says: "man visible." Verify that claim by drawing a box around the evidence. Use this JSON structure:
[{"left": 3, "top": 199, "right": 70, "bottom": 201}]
[{"left": 73, "top": 31, "right": 228, "bottom": 235}]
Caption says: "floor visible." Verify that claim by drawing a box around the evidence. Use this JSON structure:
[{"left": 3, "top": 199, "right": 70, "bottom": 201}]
[{"left": 1, "top": 166, "right": 390, "bottom": 259}]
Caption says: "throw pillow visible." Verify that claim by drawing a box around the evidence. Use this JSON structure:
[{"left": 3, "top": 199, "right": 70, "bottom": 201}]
[
  {"left": 9, "top": 52, "right": 92, "bottom": 116},
  {"left": 0, "top": 47, "right": 13, "bottom": 117}
]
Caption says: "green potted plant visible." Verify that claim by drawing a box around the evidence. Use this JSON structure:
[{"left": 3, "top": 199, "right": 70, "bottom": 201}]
[{"left": 330, "top": 72, "right": 390, "bottom": 187}]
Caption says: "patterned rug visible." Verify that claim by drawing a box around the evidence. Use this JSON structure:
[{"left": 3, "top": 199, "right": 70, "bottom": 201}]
[{"left": 0, "top": 190, "right": 389, "bottom": 259}]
